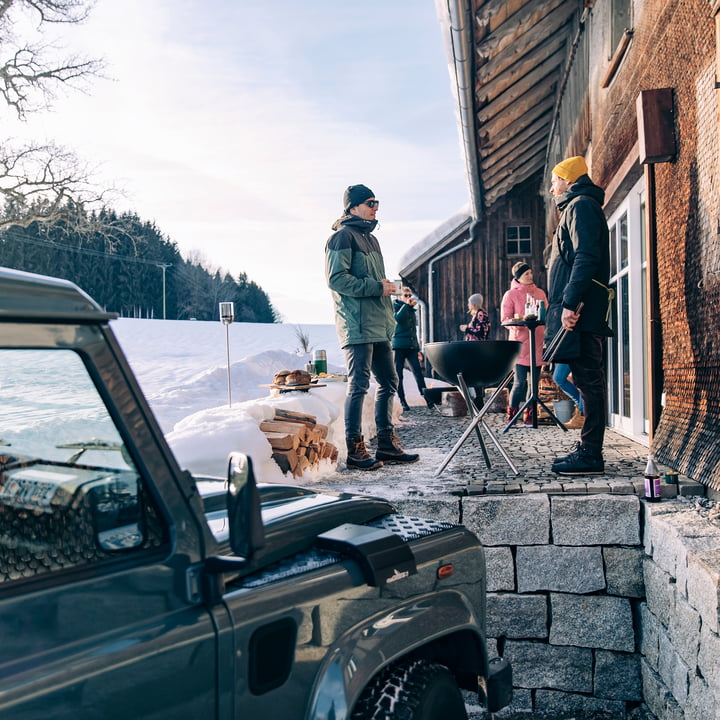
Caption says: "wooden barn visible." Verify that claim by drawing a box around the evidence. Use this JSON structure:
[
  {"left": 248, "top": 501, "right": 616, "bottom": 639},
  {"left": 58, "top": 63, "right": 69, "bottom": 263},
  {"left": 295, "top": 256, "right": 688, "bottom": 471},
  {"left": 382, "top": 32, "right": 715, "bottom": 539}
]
[{"left": 401, "top": 0, "right": 720, "bottom": 491}]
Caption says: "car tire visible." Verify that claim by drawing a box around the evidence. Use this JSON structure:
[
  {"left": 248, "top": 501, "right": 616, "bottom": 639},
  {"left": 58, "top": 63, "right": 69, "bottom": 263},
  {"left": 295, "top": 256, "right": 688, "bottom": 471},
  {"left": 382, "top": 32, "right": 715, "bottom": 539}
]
[{"left": 351, "top": 659, "right": 468, "bottom": 720}]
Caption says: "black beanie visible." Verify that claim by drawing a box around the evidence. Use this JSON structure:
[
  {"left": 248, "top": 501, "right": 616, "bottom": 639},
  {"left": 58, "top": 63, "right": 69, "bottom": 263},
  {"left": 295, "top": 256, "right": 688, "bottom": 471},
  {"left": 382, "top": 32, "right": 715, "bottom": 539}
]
[{"left": 343, "top": 184, "right": 375, "bottom": 211}]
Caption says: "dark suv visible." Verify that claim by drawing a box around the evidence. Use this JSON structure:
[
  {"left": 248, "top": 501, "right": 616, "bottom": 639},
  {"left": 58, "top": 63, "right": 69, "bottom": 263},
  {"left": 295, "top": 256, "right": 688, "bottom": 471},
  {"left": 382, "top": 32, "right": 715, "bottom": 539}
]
[{"left": 0, "top": 266, "right": 510, "bottom": 719}]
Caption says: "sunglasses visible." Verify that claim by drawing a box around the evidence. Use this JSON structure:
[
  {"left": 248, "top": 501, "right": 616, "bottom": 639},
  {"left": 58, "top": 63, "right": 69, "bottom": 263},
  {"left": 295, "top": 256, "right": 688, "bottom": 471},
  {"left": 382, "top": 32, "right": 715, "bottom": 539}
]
[
  {"left": 402, "top": 293, "right": 413, "bottom": 298},
  {"left": 363, "top": 200, "right": 380, "bottom": 208}
]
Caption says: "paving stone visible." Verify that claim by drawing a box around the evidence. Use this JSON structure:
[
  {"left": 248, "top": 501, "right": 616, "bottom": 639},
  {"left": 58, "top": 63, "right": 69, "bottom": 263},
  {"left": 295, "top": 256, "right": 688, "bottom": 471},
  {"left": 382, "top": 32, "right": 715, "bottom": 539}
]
[
  {"left": 594, "top": 649, "right": 643, "bottom": 701},
  {"left": 551, "top": 494, "right": 641, "bottom": 546},
  {"left": 643, "top": 558, "right": 676, "bottom": 628},
  {"left": 486, "top": 593, "right": 547, "bottom": 639},
  {"left": 534, "top": 689, "right": 626, "bottom": 719},
  {"left": 604, "top": 546, "right": 645, "bottom": 597},
  {"left": 503, "top": 640, "right": 592, "bottom": 691},
  {"left": 484, "top": 546, "right": 515, "bottom": 591},
  {"left": 658, "top": 625, "right": 690, "bottom": 705},
  {"left": 516, "top": 545, "right": 605, "bottom": 593},
  {"left": 549, "top": 593, "right": 635, "bottom": 651},
  {"left": 639, "top": 602, "right": 661, "bottom": 669},
  {"left": 462, "top": 495, "right": 550, "bottom": 546}
]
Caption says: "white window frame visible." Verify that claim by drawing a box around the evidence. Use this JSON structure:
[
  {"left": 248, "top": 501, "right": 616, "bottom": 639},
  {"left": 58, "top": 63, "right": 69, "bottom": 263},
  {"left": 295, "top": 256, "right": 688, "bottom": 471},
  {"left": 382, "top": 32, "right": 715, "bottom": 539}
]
[{"left": 606, "top": 175, "right": 649, "bottom": 444}]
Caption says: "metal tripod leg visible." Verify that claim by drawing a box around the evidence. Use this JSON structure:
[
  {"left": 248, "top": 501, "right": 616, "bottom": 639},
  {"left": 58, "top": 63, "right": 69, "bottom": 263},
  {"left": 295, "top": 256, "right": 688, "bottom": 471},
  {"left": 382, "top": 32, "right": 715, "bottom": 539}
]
[
  {"left": 455, "top": 373, "right": 491, "bottom": 469},
  {"left": 435, "top": 371, "right": 518, "bottom": 476}
]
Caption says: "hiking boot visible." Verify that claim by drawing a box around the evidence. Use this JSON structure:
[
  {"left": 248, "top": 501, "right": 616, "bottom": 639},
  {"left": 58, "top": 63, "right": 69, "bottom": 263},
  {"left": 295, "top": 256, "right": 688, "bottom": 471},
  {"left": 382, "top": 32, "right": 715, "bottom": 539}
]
[
  {"left": 376, "top": 432, "right": 419, "bottom": 464},
  {"left": 346, "top": 435, "right": 383, "bottom": 471},
  {"left": 523, "top": 406, "right": 535, "bottom": 426},
  {"left": 506, "top": 407, "right": 519, "bottom": 422},
  {"left": 552, "top": 445, "right": 604, "bottom": 475}
]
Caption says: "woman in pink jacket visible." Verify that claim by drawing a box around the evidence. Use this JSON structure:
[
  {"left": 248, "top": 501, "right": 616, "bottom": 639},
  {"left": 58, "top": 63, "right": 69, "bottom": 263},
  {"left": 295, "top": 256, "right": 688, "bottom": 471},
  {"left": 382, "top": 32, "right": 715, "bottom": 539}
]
[{"left": 501, "top": 262, "right": 548, "bottom": 425}]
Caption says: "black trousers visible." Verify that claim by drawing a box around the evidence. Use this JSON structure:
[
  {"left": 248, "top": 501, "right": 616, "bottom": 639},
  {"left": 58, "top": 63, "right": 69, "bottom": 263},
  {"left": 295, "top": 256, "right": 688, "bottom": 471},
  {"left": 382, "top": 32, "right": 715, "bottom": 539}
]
[
  {"left": 569, "top": 333, "right": 607, "bottom": 456},
  {"left": 393, "top": 348, "right": 427, "bottom": 404}
]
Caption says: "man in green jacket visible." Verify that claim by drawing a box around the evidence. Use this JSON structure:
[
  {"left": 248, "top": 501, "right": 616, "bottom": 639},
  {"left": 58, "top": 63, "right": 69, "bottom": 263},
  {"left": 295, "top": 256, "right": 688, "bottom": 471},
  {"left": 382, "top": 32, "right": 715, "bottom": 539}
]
[{"left": 325, "top": 184, "right": 419, "bottom": 470}]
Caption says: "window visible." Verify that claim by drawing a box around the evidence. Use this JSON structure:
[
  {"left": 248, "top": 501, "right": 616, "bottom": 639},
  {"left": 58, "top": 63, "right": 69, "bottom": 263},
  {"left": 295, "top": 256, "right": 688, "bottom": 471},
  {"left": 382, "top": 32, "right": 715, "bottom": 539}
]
[
  {"left": 610, "top": 0, "right": 632, "bottom": 56},
  {"left": 0, "top": 350, "right": 167, "bottom": 585},
  {"left": 506, "top": 225, "right": 532, "bottom": 256}
]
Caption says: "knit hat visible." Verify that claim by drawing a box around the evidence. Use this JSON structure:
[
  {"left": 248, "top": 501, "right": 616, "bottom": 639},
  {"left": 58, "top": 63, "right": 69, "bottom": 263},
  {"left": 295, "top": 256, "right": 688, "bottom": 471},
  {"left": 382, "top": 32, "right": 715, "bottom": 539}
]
[
  {"left": 344, "top": 184, "right": 375, "bottom": 211},
  {"left": 551, "top": 156, "right": 588, "bottom": 183},
  {"left": 468, "top": 293, "right": 483, "bottom": 307},
  {"left": 512, "top": 262, "right": 532, "bottom": 281}
]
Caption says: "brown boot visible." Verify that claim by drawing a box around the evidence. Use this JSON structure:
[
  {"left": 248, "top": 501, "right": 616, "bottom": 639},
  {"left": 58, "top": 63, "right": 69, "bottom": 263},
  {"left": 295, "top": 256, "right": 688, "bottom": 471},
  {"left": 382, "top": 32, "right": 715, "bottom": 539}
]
[
  {"left": 376, "top": 432, "right": 419, "bottom": 464},
  {"left": 346, "top": 435, "right": 383, "bottom": 471},
  {"left": 507, "top": 407, "right": 519, "bottom": 422}
]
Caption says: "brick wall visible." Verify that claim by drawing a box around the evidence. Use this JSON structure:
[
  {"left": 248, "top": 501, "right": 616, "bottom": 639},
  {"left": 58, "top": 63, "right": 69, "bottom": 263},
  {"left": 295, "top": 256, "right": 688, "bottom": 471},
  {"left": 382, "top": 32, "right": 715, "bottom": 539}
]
[{"left": 580, "top": 0, "right": 720, "bottom": 487}]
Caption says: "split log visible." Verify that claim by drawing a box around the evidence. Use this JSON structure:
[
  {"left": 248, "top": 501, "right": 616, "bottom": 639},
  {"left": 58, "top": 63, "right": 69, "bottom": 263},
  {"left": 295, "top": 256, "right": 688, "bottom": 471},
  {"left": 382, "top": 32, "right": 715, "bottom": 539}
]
[
  {"left": 272, "top": 449, "right": 300, "bottom": 474},
  {"left": 264, "top": 431, "right": 301, "bottom": 451},
  {"left": 273, "top": 408, "right": 317, "bottom": 427},
  {"left": 260, "top": 420, "right": 308, "bottom": 443}
]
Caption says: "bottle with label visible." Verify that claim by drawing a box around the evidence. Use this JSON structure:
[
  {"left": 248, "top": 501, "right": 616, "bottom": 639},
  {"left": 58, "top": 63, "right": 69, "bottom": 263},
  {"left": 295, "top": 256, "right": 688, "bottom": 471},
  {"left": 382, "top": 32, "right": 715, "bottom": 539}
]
[
  {"left": 524, "top": 294, "right": 534, "bottom": 318},
  {"left": 644, "top": 454, "right": 661, "bottom": 502}
]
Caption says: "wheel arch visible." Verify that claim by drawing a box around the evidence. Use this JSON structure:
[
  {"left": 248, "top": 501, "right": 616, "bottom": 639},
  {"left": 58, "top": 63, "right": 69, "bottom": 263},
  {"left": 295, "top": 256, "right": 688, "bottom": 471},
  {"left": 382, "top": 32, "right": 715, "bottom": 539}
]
[{"left": 304, "top": 589, "right": 488, "bottom": 720}]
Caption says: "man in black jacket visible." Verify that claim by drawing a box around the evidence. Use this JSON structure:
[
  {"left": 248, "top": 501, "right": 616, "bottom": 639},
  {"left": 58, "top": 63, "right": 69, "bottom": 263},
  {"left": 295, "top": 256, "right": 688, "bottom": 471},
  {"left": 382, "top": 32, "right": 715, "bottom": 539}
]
[{"left": 546, "top": 156, "right": 613, "bottom": 475}]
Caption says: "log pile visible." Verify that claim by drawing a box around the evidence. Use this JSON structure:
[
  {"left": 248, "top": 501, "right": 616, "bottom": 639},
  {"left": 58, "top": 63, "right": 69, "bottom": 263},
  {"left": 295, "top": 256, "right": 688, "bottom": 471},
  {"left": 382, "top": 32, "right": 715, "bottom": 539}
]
[{"left": 260, "top": 408, "right": 338, "bottom": 477}]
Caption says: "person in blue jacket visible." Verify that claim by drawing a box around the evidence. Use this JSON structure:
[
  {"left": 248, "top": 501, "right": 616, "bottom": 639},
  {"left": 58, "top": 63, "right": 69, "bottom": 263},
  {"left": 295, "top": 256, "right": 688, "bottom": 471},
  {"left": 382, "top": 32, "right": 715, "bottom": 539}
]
[
  {"left": 325, "top": 184, "right": 419, "bottom": 470},
  {"left": 392, "top": 286, "right": 432, "bottom": 411}
]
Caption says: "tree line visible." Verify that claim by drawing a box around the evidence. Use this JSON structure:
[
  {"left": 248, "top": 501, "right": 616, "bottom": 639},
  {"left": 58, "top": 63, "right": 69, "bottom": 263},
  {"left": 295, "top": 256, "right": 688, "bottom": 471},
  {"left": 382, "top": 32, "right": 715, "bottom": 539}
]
[{"left": 0, "top": 203, "right": 279, "bottom": 322}]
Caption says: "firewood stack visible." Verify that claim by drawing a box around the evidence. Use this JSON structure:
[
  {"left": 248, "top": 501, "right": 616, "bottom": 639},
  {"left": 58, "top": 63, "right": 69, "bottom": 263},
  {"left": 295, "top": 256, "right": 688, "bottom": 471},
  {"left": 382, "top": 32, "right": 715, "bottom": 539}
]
[{"left": 260, "top": 408, "right": 338, "bottom": 477}]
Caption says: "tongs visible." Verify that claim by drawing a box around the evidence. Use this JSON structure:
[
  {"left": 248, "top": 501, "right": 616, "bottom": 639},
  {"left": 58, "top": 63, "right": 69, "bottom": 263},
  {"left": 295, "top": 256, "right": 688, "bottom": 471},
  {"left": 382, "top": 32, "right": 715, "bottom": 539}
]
[{"left": 542, "top": 302, "right": 584, "bottom": 363}]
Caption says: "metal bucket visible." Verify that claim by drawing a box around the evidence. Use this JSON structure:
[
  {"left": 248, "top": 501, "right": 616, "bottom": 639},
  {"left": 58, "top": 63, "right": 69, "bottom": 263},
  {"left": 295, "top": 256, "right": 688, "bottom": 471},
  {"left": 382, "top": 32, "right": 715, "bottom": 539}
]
[{"left": 553, "top": 400, "right": 574, "bottom": 423}]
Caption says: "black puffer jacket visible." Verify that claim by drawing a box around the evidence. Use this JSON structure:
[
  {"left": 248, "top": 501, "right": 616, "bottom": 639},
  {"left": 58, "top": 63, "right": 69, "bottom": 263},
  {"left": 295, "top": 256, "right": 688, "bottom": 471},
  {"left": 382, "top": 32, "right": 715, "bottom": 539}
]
[{"left": 546, "top": 175, "right": 613, "bottom": 350}]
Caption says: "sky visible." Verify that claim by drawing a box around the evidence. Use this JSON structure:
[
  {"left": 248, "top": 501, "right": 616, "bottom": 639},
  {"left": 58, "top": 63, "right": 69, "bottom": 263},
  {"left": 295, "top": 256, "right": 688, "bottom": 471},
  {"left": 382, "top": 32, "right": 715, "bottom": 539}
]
[{"left": 4, "top": 0, "right": 469, "bottom": 324}]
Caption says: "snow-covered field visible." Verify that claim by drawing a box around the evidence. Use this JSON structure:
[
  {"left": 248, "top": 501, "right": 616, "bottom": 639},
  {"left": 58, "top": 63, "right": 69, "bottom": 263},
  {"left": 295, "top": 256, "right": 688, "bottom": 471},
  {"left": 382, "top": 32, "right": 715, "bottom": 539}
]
[{"left": 112, "top": 318, "right": 432, "bottom": 483}]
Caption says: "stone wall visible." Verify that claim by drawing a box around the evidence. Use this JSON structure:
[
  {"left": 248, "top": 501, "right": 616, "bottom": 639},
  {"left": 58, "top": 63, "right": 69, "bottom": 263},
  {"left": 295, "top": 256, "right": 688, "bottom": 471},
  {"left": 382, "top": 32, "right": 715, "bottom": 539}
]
[
  {"left": 640, "top": 502, "right": 720, "bottom": 720},
  {"left": 463, "top": 494, "right": 644, "bottom": 719},
  {"left": 394, "top": 491, "right": 720, "bottom": 719}
]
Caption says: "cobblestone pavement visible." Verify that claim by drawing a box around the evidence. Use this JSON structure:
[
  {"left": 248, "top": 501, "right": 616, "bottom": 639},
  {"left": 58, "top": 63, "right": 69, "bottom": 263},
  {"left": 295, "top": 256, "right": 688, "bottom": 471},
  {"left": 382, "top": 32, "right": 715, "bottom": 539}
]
[{"left": 318, "top": 404, "right": 688, "bottom": 500}]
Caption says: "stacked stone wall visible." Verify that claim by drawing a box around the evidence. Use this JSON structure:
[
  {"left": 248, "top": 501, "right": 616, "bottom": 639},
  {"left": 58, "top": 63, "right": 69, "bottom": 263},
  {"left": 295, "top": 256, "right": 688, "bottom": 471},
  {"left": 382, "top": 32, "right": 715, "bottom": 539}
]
[{"left": 463, "top": 494, "right": 644, "bottom": 719}]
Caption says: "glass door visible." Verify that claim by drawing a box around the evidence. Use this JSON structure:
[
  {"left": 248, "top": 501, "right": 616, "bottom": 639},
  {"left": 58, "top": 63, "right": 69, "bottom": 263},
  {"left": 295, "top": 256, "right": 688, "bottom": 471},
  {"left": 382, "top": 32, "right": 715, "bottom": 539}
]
[{"left": 607, "top": 176, "right": 648, "bottom": 442}]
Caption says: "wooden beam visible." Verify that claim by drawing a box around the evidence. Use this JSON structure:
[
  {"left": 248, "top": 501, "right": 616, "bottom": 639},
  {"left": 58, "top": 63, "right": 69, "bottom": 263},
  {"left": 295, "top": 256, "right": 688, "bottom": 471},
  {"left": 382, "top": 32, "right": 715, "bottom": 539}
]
[
  {"left": 477, "top": 51, "right": 564, "bottom": 122},
  {"left": 482, "top": 143, "right": 547, "bottom": 189},
  {"left": 483, "top": 149, "right": 547, "bottom": 207},
  {"left": 480, "top": 120, "right": 551, "bottom": 172},
  {"left": 474, "top": 0, "right": 532, "bottom": 36},
  {"left": 476, "top": 34, "right": 566, "bottom": 100},
  {"left": 479, "top": 97, "right": 555, "bottom": 149},
  {"left": 477, "top": 83, "right": 555, "bottom": 131},
  {"left": 476, "top": 0, "right": 575, "bottom": 62}
]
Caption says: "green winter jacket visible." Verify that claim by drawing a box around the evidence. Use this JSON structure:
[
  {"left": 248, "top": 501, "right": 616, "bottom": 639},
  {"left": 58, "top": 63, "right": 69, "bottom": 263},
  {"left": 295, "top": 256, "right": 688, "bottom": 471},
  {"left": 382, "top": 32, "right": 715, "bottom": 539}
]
[
  {"left": 325, "top": 214, "right": 395, "bottom": 348},
  {"left": 392, "top": 299, "right": 420, "bottom": 350}
]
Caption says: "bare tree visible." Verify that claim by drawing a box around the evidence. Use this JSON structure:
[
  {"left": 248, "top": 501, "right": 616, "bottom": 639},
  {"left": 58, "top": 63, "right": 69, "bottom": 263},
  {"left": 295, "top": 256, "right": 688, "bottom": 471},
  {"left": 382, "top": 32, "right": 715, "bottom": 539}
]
[{"left": 1, "top": 0, "right": 107, "bottom": 228}]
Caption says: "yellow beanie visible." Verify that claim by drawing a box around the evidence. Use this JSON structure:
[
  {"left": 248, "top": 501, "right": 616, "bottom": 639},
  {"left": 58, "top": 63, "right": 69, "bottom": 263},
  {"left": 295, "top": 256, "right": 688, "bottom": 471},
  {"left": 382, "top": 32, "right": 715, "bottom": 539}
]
[{"left": 551, "top": 156, "right": 588, "bottom": 183}]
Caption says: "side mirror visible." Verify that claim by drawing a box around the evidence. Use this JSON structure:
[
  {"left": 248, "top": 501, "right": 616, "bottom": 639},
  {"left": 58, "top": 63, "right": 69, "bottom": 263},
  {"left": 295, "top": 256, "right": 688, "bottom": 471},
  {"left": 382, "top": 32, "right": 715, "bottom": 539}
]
[{"left": 227, "top": 452, "right": 265, "bottom": 559}]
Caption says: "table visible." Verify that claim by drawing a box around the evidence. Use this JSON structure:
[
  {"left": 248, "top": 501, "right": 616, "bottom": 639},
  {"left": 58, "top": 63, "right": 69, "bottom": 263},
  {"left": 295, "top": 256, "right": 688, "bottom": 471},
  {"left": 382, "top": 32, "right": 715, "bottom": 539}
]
[{"left": 501, "top": 319, "right": 568, "bottom": 433}]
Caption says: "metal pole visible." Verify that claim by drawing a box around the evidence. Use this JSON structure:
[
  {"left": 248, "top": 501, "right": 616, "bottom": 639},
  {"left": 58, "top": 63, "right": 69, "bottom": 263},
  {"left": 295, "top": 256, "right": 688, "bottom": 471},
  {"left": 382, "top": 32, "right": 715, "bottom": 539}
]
[
  {"left": 156, "top": 263, "right": 172, "bottom": 319},
  {"left": 225, "top": 323, "right": 232, "bottom": 407},
  {"left": 219, "top": 302, "right": 235, "bottom": 408}
]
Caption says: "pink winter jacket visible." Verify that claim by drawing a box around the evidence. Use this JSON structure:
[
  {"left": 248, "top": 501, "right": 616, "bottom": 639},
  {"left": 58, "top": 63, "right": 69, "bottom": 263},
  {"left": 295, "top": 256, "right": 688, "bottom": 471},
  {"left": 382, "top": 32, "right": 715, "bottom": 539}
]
[{"left": 501, "top": 279, "right": 548, "bottom": 366}]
